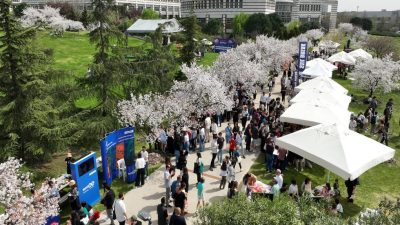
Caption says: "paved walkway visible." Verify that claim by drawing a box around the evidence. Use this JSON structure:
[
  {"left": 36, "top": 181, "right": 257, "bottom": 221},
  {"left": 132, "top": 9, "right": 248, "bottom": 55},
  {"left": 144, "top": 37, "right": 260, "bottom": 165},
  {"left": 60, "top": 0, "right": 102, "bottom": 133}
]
[{"left": 99, "top": 76, "right": 285, "bottom": 225}]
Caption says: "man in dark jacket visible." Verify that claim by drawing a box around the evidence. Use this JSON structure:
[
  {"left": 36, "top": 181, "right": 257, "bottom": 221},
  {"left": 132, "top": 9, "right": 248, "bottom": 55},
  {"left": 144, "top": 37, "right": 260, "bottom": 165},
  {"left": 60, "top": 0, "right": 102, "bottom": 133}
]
[
  {"left": 157, "top": 197, "right": 169, "bottom": 225},
  {"left": 102, "top": 185, "right": 115, "bottom": 225},
  {"left": 169, "top": 207, "right": 186, "bottom": 225}
]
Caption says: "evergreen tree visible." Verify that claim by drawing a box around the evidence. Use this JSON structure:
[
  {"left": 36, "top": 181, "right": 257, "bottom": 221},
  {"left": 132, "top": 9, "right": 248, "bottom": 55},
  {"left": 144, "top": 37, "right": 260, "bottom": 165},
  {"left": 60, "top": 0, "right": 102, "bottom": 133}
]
[
  {"left": 180, "top": 15, "right": 200, "bottom": 66},
  {"left": 80, "top": 8, "right": 90, "bottom": 28},
  {"left": 77, "top": 0, "right": 124, "bottom": 140},
  {"left": 0, "top": 0, "right": 80, "bottom": 162}
]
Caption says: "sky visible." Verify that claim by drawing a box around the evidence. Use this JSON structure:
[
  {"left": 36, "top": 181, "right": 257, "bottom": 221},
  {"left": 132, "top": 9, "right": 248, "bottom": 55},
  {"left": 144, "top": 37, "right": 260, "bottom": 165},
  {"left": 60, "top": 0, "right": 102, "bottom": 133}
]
[{"left": 338, "top": 0, "right": 400, "bottom": 12}]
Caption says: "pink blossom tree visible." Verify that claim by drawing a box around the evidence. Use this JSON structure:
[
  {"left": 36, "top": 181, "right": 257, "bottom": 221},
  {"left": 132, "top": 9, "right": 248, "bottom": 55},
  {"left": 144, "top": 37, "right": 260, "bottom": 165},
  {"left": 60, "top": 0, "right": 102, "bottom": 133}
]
[{"left": 0, "top": 158, "right": 59, "bottom": 224}]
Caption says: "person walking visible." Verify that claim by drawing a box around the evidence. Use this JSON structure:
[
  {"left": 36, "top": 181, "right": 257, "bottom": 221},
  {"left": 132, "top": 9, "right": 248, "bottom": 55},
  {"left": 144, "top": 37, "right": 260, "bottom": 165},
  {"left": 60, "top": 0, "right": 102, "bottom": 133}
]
[
  {"left": 157, "top": 197, "right": 169, "bottom": 225},
  {"left": 216, "top": 132, "right": 225, "bottom": 165},
  {"left": 204, "top": 115, "right": 211, "bottom": 143},
  {"left": 173, "top": 184, "right": 187, "bottom": 214},
  {"left": 196, "top": 177, "right": 205, "bottom": 209},
  {"left": 164, "top": 165, "right": 174, "bottom": 207},
  {"left": 181, "top": 167, "right": 189, "bottom": 193},
  {"left": 114, "top": 193, "right": 128, "bottom": 225},
  {"left": 241, "top": 105, "right": 248, "bottom": 130},
  {"left": 140, "top": 147, "right": 149, "bottom": 179},
  {"left": 209, "top": 135, "right": 218, "bottom": 171},
  {"left": 199, "top": 124, "right": 206, "bottom": 152},
  {"left": 219, "top": 161, "right": 228, "bottom": 189},
  {"left": 101, "top": 185, "right": 115, "bottom": 225},
  {"left": 169, "top": 208, "right": 187, "bottom": 225},
  {"left": 65, "top": 152, "right": 75, "bottom": 175},
  {"left": 244, "top": 124, "right": 252, "bottom": 152},
  {"left": 235, "top": 131, "right": 245, "bottom": 159},
  {"left": 232, "top": 148, "right": 242, "bottom": 172},
  {"left": 228, "top": 136, "right": 236, "bottom": 158},
  {"left": 170, "top": 175, "right": 181, "bottom": 199},
  {"left": 135, "top": 152, "right": 146, "bottom": 187},
  {"left": 225, "top": 123, "right": 232, "bottom": 144},
  {"left": 195, "top": 152, "right": 204, "bottom": 183}
]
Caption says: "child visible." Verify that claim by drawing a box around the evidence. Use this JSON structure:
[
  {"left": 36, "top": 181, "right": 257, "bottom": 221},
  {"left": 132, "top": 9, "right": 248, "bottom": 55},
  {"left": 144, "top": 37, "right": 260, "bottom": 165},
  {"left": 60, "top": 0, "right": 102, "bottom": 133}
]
[
  {"left": 333, "top": 179, "right": 340, "bottom": 196},
  {"left": 232, "top": 148, "right": 242, "bottom": 172},
  {"left": 196, "top": 177, "right": 205, "bottom": 209}
]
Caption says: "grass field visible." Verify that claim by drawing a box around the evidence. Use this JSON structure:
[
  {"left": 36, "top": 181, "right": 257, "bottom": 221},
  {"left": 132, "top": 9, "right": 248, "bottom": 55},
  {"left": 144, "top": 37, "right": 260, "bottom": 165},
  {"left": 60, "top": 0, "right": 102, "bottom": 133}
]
[
  {"left": 250, "top": 76, "right": 400, "bottom": 218},
  {"left": 34, "top": 31, "right": 146, "bottom": 76}
]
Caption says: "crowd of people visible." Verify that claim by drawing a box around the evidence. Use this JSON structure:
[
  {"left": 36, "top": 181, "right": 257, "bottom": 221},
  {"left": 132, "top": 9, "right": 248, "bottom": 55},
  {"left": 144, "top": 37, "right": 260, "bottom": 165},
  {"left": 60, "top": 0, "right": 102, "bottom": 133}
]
[{"left": 61, "top": 67, "right": 396, "bottom": 225}]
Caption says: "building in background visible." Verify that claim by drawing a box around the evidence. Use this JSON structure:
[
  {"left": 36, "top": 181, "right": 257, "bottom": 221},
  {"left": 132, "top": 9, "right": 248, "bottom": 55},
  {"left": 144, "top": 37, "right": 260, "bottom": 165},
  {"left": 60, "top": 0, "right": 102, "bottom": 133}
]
[
  {"left": 12, "top": 0, "right": 181, "bottom": 18},
  {"left": 275, "top": 0, "right": 338, "bottom": 31},
  {"left": 337, "top": 10, "right": 400, "bottom": 32},
  {"left": 180, "top": 0, "right": 276, "bottom": 32}
]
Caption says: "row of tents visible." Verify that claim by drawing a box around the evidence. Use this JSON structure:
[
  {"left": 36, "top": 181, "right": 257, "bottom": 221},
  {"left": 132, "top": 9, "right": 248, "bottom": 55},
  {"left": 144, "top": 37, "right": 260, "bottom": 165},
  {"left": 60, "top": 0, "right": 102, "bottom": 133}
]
[
  {"left": 276, "top": 76, "right": 394, "bottom": 180},
  {"left": 302, "top": 48, "right": 373, "bottom": 78}
]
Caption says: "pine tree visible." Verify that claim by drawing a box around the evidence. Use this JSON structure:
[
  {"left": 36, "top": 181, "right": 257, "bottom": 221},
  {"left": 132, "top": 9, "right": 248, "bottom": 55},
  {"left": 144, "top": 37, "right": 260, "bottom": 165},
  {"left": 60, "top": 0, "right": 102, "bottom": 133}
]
[
  {"left": 0, "top": 0, "right": 81, "bottom": 162},
  {"left": 180, "top": 15, "right": 201, "bottom": 66},
  {"left": 77, "top": 0, "right": 124, "bottom": 140},
  {"left": 80, "top": 8, "right": 89, "bottom": 28}
]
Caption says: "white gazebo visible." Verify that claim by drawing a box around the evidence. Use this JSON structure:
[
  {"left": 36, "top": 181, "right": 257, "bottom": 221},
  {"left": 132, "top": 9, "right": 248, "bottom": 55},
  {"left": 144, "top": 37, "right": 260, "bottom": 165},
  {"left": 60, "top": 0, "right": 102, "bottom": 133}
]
[
  {"left": 280, "top": 102, "right": 351, "bottom": 127},
  {"left": 276, "top": 123, "right": 395, "bottom": 180},
  {"left": 306, "top": 58, "right": 338, "bottom": 71},
  {"left": 327, "top": 51, "right": 357, "bottom": 65},
  {"left": 349, "top": 49, "right": 373, "bottom": 60},
  {"left": 290, "top": 88, "right": 351, "bottom": 109},
  {"left": 295, "top": 76, "right": 348, "bottom": 95},
  {"left": 302, "top": 62, "right": 333, "bottom": 78},
  {"left": 126, "top": 19, "right": 183, "bottom": 34}
]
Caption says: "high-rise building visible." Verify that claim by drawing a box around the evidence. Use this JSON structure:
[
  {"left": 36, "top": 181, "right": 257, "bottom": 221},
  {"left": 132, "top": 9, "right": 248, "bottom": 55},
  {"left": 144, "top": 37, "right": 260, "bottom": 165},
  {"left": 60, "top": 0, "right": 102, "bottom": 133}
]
[
  {"left": 275, "top": 0, "right": 338, "bottom": 31},
  {"left": 180, "top": 0, "right": 276, "bottom": 32},
  {"left": 12, "top": 0, "right": 181, "bottom": 18}
]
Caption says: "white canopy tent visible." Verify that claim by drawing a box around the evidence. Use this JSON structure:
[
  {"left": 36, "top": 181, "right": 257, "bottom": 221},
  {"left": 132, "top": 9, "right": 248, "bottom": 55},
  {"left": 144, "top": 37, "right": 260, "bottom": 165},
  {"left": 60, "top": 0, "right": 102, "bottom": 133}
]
[
  {"left": 319, "top": 40, "right": 341, "bottom": 49},
  {"left": 327, "top": 51, "right": 357, "bottom": 65},
  {"left": 306, "top": 58, "right": 338, "bottom": 71},
  {"left": 276, "top": 123, "right": 395, "bottom": 180},
  {"left": 290, "top": 89, "right": 351, "bottom": 109},
  {"left": 349, "top": 49, "right": 373, "bottom": 60},
  {"left": 126, "top": 19, "right": 182, "bottom": 34},
  {"left": 295, "top": 76, "right": 348, "bottom": 94},
  {"left": 302, "top": 62, "right": 333, "bottom": 78},
  {"left": 280, "top": 102, "right": 351, "bottom": 127}
]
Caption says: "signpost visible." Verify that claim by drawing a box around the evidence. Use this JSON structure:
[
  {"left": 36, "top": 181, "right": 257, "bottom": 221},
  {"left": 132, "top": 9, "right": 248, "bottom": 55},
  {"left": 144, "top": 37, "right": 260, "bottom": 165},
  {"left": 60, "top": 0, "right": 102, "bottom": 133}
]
[{"left": 70, "top": 152, "right": 101, "bottom": 207}]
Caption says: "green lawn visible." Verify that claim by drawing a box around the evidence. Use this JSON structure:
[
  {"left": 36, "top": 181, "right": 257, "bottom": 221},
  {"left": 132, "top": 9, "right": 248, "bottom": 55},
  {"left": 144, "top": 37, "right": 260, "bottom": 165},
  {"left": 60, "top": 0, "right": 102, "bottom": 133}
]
[
  {"left": 34, "top": 31, "right": 146, "bottom": 77},
  {"left": 250, "top": 76, "right": 400, "bottom": 218},
  {"left": 197, "top": 52, "right": 219, "bottom": 67}
]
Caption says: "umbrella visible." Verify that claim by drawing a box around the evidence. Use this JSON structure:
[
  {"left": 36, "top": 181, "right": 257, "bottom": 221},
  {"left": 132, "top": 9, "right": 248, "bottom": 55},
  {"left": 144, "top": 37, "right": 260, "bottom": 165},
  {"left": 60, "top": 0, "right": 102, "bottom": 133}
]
[
  {"left": 349, "top": 49, "right": 373, "bottom": 60},
  {"left": 280, "top": 102, "right": 351, "bottom": 127},
  {"left": 290, "top": 89, "right": 351, "bottom": 109},
  {"left": 295, "top": 76, "right": 348, "bottom": 94},
  {"left": 302, "top": 62, "right": 333, "bottom": 78},
  {"left": 327, "top": 51, "right": 356, "bottom": 65},
  {"left": 306, "top": 58, "right": 338, "bottom": 71},
  {"left": 276, "top": 123, "right": 395, "bottom": 180}
]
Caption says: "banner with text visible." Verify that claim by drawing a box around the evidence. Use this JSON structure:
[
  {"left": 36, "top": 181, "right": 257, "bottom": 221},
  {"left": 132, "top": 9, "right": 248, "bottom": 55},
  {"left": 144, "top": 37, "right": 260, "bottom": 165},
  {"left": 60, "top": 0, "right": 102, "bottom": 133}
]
[
  {"left": 100, "top": 127, "right": 136, "bottom": 185},
  {"left": 298, "top": 41, "right": 308, "bottom": 72}
]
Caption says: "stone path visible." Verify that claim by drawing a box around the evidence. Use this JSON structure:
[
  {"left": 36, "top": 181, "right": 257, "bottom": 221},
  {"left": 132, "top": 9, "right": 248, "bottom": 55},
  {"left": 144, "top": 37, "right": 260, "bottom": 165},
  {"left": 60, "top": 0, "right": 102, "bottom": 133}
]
[{"left": 99, "top": 76, "right": 285, "bottom": 225}]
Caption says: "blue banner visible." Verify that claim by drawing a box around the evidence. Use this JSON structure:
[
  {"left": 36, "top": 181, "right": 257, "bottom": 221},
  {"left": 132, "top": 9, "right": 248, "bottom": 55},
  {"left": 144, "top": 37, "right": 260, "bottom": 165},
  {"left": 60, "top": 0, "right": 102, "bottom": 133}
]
[
  {"left": 298, "top": 41, "right": 308, "bottom": 72},
  {"left": 100, "top": 127, "right": 136, "bottom": 185},
  {"left": 45, "top": 216, "right": 60, "bottom": 225},
  {"left": 213, "top": 38, "right": 236, "bottom": 53},
  {"left": 70, "top": 152, "right": 101, "bottom": 207}
]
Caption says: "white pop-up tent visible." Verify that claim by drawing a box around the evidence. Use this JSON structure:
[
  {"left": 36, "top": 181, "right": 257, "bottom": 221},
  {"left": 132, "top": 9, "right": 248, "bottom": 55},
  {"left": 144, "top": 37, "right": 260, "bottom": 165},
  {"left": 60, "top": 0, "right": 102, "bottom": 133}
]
[
  {"left": 290, "top": 88, "right": 351, "bottom": 109},
  {"left": 349, "top": 49, "right": 373, "bottom": 60},
  {"left": 327, "top": 51, "right": 357, "bottom": 65},
  {"left": 276, "top": 123, "right": 395, "bottom": 180},
  {"left": 280, "top": 102, "right": 351, "bottom": 127},
  {"left": 302, "top": 62, "right": 333, "bottom": 78},
  {"left": 295, "top": 76, "right": 348, "bottom": 94},
  {"left": 306, "top": 58, "right": 338, "bottom": 71}
]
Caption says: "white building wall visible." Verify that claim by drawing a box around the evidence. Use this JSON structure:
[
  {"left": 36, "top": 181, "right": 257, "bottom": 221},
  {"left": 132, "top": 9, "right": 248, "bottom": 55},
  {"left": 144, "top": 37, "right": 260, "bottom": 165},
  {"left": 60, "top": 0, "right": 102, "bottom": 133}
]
[{"left": 181, "top": 0, "right": 276, "bottom": 19}]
